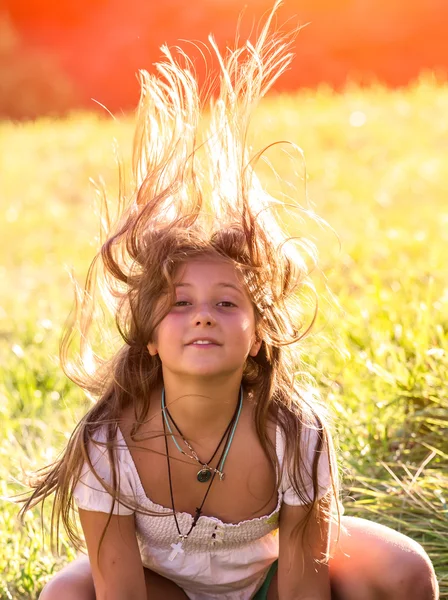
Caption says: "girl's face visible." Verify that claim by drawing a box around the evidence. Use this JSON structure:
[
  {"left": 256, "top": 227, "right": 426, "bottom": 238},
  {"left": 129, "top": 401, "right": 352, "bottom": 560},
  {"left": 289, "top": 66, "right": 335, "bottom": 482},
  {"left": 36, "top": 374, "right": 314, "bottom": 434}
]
[{"left": 147, "top": 258, "right": 262, "bottom": 380}]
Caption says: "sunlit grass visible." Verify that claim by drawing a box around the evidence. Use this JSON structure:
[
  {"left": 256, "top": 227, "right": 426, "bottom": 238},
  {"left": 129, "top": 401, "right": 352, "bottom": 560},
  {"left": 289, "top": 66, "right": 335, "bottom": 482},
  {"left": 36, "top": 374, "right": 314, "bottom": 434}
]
[{"left": 1, "top": 74, "right": 447, "bottom": 598}]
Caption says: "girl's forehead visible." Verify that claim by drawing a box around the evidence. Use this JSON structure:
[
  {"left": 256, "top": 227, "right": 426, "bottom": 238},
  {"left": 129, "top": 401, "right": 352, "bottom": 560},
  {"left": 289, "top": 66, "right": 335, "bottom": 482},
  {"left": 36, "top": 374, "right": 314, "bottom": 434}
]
[
  {"left": 174, "top": 258, "right": 242, "bottom": 285},
  {"left": 174, "top": 258, "right": 241, "bottom": 283}
]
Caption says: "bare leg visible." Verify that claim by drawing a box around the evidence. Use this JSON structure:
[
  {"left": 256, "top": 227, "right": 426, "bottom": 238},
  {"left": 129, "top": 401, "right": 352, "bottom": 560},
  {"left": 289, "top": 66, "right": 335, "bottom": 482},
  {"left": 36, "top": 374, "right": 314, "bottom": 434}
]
[
  {"left": 267, "top": 516, "right": 439, "bottom": 600},
  {"left": 39, "top": 556, "right": 95, "bottom": 600},
  {"left": 38, "top": 517, "right": 439, "bottom": 600},
  {"left": 329, "top": 516, "right": 438, "bottom": 600},
  {"left": 39, "top": 554, "right": 188, "bottom": 600}
]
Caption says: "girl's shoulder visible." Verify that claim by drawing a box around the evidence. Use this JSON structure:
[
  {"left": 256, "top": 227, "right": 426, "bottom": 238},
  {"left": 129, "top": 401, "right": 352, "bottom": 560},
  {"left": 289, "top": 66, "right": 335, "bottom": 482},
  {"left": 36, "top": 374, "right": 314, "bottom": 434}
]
[
  {"left": 275, "top": 405, "right": 335, "bottom": 506},
  {"left": 275, "top": 412, "right": 328, "bottom": 467},
  {"left": 84, "top": 421, "right": 128, "bottom": 459},
  {"left": 73, "top": 421, "right": 140, "bottom": 515}
]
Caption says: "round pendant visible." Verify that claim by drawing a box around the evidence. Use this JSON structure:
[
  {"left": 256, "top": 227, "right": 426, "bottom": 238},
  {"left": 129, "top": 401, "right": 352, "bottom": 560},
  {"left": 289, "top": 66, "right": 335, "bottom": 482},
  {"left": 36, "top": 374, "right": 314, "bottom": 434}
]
[{"left": 197, "top": 468, "right": 212, "bottom": 483}]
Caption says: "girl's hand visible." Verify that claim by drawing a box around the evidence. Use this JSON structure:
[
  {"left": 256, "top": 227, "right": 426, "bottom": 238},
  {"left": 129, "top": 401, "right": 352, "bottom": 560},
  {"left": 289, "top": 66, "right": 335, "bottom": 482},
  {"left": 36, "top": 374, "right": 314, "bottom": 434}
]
[
  {"left": 79, "top": 508, "right": 147, "bottom": 600},
  {"left": 277, "top": 499, "right": 332, "bottom": 600}
]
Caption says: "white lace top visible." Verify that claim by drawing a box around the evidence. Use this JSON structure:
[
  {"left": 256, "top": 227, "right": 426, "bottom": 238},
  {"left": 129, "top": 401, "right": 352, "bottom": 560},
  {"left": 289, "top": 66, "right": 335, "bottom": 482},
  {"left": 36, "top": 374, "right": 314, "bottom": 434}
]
[{"left": 74, "top": 423, "right": 332, "bottom": 600}]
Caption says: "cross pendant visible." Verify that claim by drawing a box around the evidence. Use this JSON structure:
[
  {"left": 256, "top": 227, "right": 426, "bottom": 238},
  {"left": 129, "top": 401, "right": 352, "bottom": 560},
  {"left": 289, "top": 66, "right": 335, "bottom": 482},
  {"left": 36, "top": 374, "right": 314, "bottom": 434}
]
[{"left": 168, "top": 541, "right": 184, "bottom": 561}]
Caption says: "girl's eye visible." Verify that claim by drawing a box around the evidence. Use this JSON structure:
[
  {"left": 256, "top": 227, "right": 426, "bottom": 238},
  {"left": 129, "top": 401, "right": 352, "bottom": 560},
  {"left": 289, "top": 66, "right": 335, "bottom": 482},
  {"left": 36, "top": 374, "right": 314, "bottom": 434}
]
[{"left": 173, "top": 301, "right": 236, "bottom": 307}]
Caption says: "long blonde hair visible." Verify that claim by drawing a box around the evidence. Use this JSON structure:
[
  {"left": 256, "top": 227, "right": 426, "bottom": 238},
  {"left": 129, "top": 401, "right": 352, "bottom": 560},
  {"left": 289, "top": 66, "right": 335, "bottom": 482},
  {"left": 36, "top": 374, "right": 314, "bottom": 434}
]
[{"left": 19, "top": 1, "right": 339, "bottom": 558}]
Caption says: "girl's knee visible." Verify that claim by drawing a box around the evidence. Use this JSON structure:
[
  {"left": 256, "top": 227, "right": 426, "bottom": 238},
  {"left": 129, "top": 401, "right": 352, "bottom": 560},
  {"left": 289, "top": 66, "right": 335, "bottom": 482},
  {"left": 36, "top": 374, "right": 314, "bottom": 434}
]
[
  {"left": 392, "top": 544, "right": 439, "bottom": 600},
  {"left": 39, "top": 575, "right": 92, "bottom": 600},
  {"left": 331, "top": 517, "right": 438, "bottom": 600},
  {"left": 39, "top": 558, "right": 95, "bottom": 600}
]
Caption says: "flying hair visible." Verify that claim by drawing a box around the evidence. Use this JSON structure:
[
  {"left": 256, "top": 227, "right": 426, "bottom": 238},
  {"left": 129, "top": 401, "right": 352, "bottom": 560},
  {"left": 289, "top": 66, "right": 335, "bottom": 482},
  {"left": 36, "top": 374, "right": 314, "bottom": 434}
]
[{"left": 18, "top": 0, "right": 340, "bottom": 560}]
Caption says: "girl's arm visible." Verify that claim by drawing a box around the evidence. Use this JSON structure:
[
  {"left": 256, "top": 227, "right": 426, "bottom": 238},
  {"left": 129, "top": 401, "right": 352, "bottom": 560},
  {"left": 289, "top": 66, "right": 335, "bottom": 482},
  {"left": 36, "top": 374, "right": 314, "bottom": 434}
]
[
  {"left": 79, "top": 508, "right": 147, "bottom": 600},
  {"left": 278, "top": 501, "right": 332, "bottom": 600}
]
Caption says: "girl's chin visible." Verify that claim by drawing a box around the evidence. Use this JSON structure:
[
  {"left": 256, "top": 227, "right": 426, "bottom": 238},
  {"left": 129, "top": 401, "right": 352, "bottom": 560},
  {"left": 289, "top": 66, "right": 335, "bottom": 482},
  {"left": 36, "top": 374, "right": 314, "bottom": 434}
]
[{"left": 164, "top": 362, "right": 239, "bottom": 378}]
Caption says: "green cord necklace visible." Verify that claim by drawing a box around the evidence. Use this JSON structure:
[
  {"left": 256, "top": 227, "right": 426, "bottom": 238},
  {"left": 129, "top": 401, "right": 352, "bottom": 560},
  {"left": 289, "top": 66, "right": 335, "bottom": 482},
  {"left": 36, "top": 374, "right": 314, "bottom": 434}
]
[{"left": 161, "top": 386, "right": 243, "bottom": 482}]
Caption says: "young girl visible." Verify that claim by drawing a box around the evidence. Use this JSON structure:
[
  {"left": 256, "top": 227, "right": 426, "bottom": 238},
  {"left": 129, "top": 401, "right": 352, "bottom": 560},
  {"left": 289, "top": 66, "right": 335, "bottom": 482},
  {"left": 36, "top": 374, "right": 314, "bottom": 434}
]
[{"left": 20, "top": 4, "right": 438, "bottom": 599}]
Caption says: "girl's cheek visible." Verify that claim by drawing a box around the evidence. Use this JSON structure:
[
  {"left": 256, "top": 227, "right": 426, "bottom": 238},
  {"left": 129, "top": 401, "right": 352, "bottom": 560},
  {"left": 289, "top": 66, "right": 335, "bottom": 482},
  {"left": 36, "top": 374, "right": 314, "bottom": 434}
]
[
  {"left": 166, "top": 311, "right": 186, "bottom": 322},
  {"left": 160, "top": 313, "right": 185, "bottom": 332},
  {"left": 238, "top": 314, "right": 255, "bottom": 330}
]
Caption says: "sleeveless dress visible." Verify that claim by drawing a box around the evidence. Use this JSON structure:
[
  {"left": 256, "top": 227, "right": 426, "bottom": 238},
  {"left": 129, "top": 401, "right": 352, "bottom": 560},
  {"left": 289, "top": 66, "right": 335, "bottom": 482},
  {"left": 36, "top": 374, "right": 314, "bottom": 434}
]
[{"left": 73, "top": 423, "right": 333, "bottom": 599}]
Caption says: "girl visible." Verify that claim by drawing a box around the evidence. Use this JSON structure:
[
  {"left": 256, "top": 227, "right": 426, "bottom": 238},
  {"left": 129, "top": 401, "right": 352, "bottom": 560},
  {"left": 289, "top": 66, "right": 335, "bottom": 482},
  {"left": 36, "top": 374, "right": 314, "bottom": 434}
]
[{"left": 20, "top": 4, "right": 438, "bottom": 599}]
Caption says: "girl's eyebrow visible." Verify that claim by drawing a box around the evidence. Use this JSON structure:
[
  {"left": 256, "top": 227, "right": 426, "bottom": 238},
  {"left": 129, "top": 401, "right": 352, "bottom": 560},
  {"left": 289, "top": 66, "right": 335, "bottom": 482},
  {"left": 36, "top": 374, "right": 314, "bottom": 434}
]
[{"left": 175, "top": 282, "right": 243, "bottom": 295}]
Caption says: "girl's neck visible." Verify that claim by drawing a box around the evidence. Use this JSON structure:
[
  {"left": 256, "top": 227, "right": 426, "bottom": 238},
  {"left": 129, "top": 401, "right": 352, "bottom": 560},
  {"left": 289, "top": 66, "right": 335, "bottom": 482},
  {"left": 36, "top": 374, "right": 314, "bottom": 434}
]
[{"left": 160, "top": 374, "right": 244, "bottom": 443}]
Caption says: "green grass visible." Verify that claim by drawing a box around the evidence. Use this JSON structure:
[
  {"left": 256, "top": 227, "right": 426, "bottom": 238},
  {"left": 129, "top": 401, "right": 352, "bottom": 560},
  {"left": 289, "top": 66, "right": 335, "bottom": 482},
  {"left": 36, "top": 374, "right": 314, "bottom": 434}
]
[{"left": 1, "top": 74, "right": 447, "bottom": 598}]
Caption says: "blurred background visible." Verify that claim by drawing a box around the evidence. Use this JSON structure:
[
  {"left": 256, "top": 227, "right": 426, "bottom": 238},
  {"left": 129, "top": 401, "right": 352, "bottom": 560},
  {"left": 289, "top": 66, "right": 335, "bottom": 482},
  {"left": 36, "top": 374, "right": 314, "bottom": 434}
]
[{"left": 2, "top": 0, "right": 448, "bottom": 119}]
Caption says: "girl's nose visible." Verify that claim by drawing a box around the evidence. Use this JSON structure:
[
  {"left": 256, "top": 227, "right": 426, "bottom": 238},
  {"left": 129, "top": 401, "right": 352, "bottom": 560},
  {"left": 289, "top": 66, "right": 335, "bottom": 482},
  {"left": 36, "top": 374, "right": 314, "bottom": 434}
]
[
  {"left": 192, "top": 305, "right": 215, "bottom": 326},
  {"left": 195, "top": 318, "right": 213, "bottom": 326}
]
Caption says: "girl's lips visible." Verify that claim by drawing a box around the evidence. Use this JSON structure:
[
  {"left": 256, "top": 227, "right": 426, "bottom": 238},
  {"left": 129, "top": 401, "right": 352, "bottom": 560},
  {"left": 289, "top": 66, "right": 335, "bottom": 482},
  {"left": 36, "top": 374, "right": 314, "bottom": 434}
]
[
  {"left": 187, "top": 342, "right": 220, "bottom": 347},
  {"left": 186, "top": 338, "right": 221, "bottom": 345}
]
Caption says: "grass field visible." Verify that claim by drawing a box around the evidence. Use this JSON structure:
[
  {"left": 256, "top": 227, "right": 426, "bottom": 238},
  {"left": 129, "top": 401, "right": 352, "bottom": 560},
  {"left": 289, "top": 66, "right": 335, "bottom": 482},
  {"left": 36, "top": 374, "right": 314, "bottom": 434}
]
[{"left": 1, "top": 75, "right": 447, "bottom": 598}]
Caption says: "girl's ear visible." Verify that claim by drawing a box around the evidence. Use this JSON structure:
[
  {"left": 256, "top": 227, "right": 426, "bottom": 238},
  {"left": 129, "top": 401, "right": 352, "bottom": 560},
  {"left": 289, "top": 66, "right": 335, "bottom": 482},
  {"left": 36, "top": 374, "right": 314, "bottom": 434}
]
[
  {"left": 249, "top": 335, "right": 262, "bottom": 357},
  {"left": 147, "top": 342, "right": 158, "bottom": 356}
]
